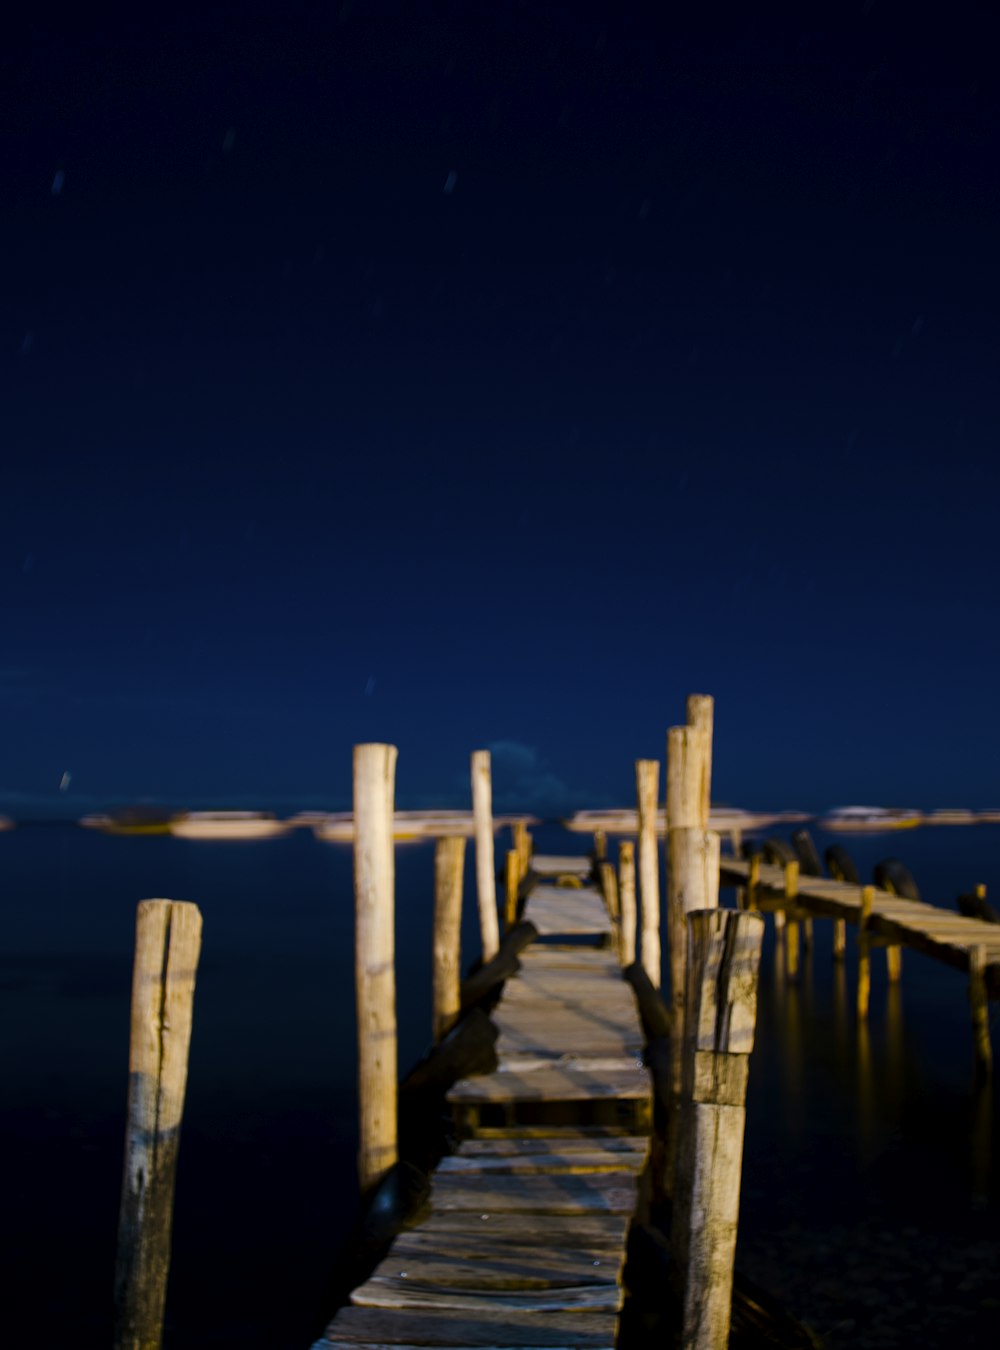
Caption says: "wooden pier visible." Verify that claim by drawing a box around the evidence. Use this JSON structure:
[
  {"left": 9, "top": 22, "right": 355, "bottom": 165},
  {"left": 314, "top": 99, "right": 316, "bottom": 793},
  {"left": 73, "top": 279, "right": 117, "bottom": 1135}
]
[
  {"left": 314, "top": 859, "right": 652, "bottom": 1348},
  {"left": 721, "top": 855, "right": 1000, "bottom": 1073}
]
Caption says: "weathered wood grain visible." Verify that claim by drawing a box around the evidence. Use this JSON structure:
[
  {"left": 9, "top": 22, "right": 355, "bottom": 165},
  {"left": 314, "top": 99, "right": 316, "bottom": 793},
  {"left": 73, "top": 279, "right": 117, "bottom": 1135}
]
[
  {"left": 471, "top": 751, "right": 500, "bottom": 963},
  {"left": 354, "top": 744, "right": 399, "bottom": 1195},
  {"left": 114, "top": 899, "right": 202, "bottom": 1350},
  {"left": 316, "top": 1303, "right": 618, "bottom": 1347}
]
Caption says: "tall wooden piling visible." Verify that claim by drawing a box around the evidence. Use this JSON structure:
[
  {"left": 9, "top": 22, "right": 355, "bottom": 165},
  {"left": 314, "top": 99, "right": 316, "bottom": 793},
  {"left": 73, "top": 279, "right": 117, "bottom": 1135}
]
[
  {"left": 618, "top": 839, "right": 637, "bottom": 968},
  {"left": 671, "top": 908, "right": 764, "bottom": 1350},
  {"left": 433, "top": 836, "right": 466, "bottom": 1042},
  {"left": 354, "top": 742, "right": 399, "bottom": 1195},
  {"left": 114, "top": 898, "right": 203, "bottom": 1350},
  {"left": 636, "top": 758, "right": 661, "bottom": 986},
  {"left": 471, "top": 749, "right": 500, "bottom": 963}
]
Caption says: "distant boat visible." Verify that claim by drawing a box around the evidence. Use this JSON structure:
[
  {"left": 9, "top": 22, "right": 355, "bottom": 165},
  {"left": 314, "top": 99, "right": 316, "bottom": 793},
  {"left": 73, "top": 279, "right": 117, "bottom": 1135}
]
[
  {"left": 924, "top": 808, "right": 977, "bottom": 826},
  {"left": 80, "top": 806, "right": 180, "bottom": 835},
  {"left": 169, "top": 811, "right": 291, "bottom": 840},
  {"left": 819, "top": 806, "right": 923, "bottom": 833}
]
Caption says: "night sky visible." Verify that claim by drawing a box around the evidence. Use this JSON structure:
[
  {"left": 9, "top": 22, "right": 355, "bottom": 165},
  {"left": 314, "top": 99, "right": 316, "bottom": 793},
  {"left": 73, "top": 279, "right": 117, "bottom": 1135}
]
[{"left": 4, "top": 3, "right": 998, "bottom": 818}]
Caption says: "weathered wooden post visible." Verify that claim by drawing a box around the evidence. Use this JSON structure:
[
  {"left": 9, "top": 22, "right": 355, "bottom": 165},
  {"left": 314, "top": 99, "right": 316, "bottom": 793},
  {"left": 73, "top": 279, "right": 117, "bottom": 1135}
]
[
  {"left": 593, "top": 827, "right": 607, "bottom": 861},
  {"left": 685, "top": 693, "right": 714, "bottom": 824},
  {"left": 618, "top": 839, "right": 637, "bottom": 968},
  {"left": 636, "top": 758, "right": 661, "bottom": 986},
  {"left": 471, "top": 749, "right": 500, "bottom": 963},
  {"left": 114, "top": 898, "right": 203, "bottom": 1350},
  {"left": 504, "top": 847, "right": 520, "bottom": 932},
  {"left": 671, "top": 908, "right": 764, "bottom": 1350},
  {"left": 969, "top": 944, "right": 993, "bottom": 1082},
  {"left": 857, "top": 884, "right": 874, "bottom": 1020},
  {"left": 665, "top": 702, "right": 719, "bottom": 1193},
  {"left": 354, "top": 742, "right": 399, "bottom": 1194},
  {"left": 433, "top": 835, "right": 466, "bottom": 1042}
]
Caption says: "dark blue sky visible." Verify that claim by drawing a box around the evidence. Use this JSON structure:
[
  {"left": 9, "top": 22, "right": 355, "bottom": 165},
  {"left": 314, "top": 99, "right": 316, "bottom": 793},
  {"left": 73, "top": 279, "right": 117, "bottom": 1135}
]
[{"left": 3, "top": 3, "right": 998, "bottom": 816}]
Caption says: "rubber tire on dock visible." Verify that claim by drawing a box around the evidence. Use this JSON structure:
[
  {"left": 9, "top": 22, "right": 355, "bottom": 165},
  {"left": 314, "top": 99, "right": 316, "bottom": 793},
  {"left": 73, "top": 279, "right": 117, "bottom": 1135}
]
[
  {"left": 790, "top": 829, "right": 823, "bottom": 877},
  {"left": 762, "top": 837, "right": 797, "bottom": 867},
  {"left": 873, "top": 857, "right": 921, "bottom": 902},
  {"left": 824, "top": 845, "right": 859, "bottom": 885}
]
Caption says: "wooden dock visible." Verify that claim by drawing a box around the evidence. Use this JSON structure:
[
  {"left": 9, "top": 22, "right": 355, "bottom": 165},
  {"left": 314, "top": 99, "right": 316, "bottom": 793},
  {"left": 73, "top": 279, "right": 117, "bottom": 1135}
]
[
  {"left": 721, "top": 856, "right": 1000, "bottom": 995},
  {"left": 313, "top": 859, "right": 651, "bottom": 1349}
]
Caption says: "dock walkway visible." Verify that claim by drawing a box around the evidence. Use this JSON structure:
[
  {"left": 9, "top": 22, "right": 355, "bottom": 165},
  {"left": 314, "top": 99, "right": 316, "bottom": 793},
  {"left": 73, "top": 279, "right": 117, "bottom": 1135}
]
[{"left": 315, "top": 858, "right": 651, "bottom": 1348}]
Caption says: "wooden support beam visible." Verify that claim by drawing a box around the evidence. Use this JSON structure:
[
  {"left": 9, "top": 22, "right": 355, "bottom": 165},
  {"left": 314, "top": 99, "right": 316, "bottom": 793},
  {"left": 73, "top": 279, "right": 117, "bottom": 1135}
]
[
  {"left": 636, "top": 758, "right": 661, "bottom": 986},
  {"left": 433, "top": 836, "right": 466, "bottom": 1042},
  {"left": 671, "top": 908, "right": 764, "bottom": 1350},
  {"left": 504, "top": 847, "right": 520, "bottom": 933},
  {"left": 886, "top": 944, "right": 903, "bottom": 982},
  {"left": 599, "top": 861, "right": 622, "bottom": 961},
  {"left": 970, "top": 943, "right": 993, "bottom": 1082},
  {"left": 471, "top": 750, "right": 500, "bottom": 963},
  {"left": 618, "top": 840, "right": 637, "bottom": 969},
  {"left": 833, "top": 918, "right": 846, "bottom": 960},
  {"left": 513, "top": 820, "right": 530, "bottom": 876},
  {"left": 114, "top": 899, "right": 203, "bottom": 1350},
  {"left": 746, "top": 853, "right": 760, "bottom": 912},
  {"left": 354, "top": 743, "right": 399, "bottom": 1195},
  {"left": 593, "top": 828, "right": 607, "bottom": 860},
  {"left": 857, "top": 884, "right": 874, "bottom": 1020},
  {"left": 784, "top": 860, "right": 800, "bottom": 980}
]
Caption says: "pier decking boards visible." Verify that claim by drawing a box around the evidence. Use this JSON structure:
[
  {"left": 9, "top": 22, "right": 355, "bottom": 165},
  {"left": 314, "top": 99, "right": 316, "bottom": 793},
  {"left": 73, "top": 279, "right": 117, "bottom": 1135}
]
[
  {"left": 315, "top": 859, "right": 651, "bottom": 1349},
  {"left": 721, "top": 857, "right": 1000, "bottom": 993}
]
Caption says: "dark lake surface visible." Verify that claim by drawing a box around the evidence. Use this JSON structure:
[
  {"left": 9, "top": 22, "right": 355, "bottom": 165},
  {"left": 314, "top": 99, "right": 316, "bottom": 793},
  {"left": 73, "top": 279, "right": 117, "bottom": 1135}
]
[{"left": 4, "top": 820, "right": 1000, "bottom": 1346}]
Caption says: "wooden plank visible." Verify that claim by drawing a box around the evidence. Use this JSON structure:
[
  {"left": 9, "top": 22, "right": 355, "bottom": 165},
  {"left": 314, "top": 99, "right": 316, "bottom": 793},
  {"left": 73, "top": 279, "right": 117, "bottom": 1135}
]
[
  {"left": 412, "top": 1209, "right": 628, "bottom": 1242},
  {"left": 531, "top": 856, "right": 593, "bottom": 876},
  {"left": 455, "top": 1136, "right": 647, "bottom": 1157},
  {"left": 388, "top": 1225, "right": 622, "bottom": 1275},
  {"left": 351, "top": 1280, "right": 622, "bottom": 1312},
  {"left": 428, "top": 1171, "right": 638, "bottom": 1215},
  {"left": 437, "top": 1150, "right": 645, "bottom": 1175},
  {"left": 447, "top": 1063, "right": 649, "bottom": 1104},
  {"left": 316, "top": 1304, "right": 618, "bottom": 1347}
]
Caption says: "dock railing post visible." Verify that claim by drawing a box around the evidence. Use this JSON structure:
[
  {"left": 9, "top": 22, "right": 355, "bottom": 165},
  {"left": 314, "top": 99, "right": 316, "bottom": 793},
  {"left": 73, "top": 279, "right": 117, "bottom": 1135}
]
[
  {"left": 114, "top": 898, "right": 203, "bottom": 1350},
  {"left": 471, "top": 750, "right": 500, "bottom": 963},
  {"left": 618, "top": 839, "right": 637, "bottom": 968},
  {"left": 354, "top": 742, "right": 399, "bottom": 1195},
  {"left": 433, "top": 835, "right": 466, "bottom": 1042},
  {"left": 636, "top": 758, "right": 661, "bottom": 986},
  {"left": 671, "top": 908, "right": 764, "bottom": 1350}
]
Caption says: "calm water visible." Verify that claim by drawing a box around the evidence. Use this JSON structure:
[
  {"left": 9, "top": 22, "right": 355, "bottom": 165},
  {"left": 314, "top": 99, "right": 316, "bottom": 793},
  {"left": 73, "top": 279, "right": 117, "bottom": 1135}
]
[{"left": 4, "top": 821, "right": 1000, "bottom": 1345}]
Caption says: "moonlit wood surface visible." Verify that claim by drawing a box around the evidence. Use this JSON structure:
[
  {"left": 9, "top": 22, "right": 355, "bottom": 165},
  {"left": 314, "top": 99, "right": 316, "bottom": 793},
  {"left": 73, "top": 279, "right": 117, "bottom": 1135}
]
[{"left": 317, "top": 876, "right": 650, "bottom": 1348}]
